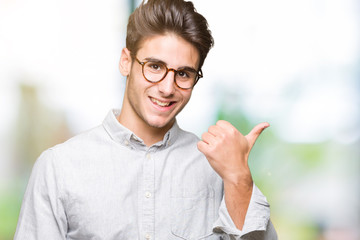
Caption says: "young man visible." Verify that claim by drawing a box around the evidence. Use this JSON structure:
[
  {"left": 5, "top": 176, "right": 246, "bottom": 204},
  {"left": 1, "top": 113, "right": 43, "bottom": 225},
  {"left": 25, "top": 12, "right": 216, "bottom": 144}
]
[{"left": 15, "top": 0, "right": 277, "bottom": 239}]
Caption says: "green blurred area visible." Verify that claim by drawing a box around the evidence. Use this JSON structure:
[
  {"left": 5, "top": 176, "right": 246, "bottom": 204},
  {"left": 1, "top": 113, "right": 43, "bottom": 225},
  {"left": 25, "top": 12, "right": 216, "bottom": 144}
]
[
  {"left": 0, "top": 84, "right": 72, "bottom": 240},
  {"left": 0, "top": 189, "right": 22, "bottom": 240}
]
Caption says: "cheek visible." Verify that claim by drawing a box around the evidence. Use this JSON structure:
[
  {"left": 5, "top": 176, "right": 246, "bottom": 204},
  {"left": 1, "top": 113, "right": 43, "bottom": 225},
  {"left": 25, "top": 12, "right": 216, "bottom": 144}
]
[
  {"left": 184, "top": 91, "right": 192, "bottom": 102},
  {"left": 126, "top": 73, "right": 148, "bottom": 96},
  {"left": 179, "top": 91, "right": 192, "bottom": 108},
  {"left": 126, "top": 77, "right": 143, "bottom": 106}
]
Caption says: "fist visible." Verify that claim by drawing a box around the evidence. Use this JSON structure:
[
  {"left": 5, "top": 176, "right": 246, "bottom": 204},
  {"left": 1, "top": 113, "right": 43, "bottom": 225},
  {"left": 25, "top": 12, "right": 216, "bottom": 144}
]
[{"left": 197, "top": 120, "right": 269, "bottom": 185}]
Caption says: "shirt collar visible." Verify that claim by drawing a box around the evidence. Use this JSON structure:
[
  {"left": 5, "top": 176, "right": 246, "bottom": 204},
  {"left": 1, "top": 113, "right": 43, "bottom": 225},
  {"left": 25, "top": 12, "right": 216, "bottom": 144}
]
[{"left": 103, "top": 109, "right": 180, "bottom": 150}]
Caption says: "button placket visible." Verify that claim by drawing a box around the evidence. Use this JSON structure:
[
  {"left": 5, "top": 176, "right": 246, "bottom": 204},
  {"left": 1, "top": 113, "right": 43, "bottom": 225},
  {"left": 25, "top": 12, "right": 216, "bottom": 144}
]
[{"left": 142, "top": 151, "right": 155, "bottom": 238}]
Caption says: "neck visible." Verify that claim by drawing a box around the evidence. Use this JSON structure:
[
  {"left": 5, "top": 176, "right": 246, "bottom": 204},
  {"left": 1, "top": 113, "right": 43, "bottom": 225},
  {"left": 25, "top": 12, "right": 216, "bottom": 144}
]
[{"left": 117, "top": 110, "right": 174, "bottom": 147}]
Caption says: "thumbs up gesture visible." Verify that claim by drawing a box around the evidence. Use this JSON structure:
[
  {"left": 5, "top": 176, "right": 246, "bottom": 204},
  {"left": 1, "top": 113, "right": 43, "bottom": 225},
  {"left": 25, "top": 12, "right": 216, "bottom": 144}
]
[{"left": 197, "top": 120, "right": 269, "bottom": 185}]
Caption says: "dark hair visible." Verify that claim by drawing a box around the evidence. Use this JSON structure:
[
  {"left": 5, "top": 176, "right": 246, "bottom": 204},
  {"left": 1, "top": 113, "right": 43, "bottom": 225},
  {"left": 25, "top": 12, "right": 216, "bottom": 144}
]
[{"left": 126, "top": 0, "right": 214, "bottom": 70}]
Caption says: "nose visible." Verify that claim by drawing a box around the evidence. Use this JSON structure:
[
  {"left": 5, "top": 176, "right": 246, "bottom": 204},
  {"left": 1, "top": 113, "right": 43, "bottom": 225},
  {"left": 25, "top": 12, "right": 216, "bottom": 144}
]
[{"left": 157, "top": 70, "right": 176, "bottom": 96}]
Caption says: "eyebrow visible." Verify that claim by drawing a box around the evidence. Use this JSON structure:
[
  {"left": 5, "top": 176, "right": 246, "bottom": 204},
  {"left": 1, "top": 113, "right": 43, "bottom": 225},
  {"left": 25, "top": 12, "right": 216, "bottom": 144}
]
[{"left": 143, "top": 57, "right": 198, "bottom": 72}]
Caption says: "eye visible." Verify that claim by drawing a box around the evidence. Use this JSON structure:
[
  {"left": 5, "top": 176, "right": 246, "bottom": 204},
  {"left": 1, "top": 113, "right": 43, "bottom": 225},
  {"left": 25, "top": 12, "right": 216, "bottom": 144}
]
[
  {"left": 177, "top": 70, "right": 190, "bottom": 78},
  {"left": 150, "top": 64, "right": 160, "bottom": 70},
  {"left": 147, "top": 62, "right": 164, "bottom": 72}
]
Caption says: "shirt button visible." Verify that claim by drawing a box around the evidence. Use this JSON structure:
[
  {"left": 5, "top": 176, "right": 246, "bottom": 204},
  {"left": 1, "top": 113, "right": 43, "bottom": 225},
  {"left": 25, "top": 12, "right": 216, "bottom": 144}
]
[
  {"left": 146, "top": 153, "right": 151, "bottom": 159},
  {"left": 124, "top": 140, "right": 129, "bottom": 146},
  {"left": 145, "top": 191, "right": 152, "bottom": 198},
  {"left": 145, "top": 233, "right": 151, "bottom": 239}
]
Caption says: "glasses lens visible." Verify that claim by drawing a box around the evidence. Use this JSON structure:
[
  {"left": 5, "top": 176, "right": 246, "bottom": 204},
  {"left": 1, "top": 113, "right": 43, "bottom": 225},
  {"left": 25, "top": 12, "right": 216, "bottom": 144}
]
[
  {"left": 143, "top": 62, "right": 166, "bottom": 82},
  {"left": 174, "top": 69, "right": 197, "bottom": 89}
]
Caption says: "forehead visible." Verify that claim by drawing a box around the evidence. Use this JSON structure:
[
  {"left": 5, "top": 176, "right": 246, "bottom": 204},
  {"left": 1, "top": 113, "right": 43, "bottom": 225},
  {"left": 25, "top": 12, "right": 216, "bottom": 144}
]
[{"left": 137, "top": 33, "right": 200, "bottom": 69}]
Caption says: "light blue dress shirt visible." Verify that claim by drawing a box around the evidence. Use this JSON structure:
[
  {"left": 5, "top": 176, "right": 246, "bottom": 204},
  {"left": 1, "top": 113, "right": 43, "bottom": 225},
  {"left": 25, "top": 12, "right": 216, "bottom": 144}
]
[{"left": 15, "top": 109, "right": 277, "bottom": 240}]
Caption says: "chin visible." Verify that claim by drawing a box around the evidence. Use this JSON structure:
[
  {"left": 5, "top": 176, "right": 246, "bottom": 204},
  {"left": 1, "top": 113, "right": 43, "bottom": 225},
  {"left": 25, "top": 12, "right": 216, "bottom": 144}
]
[{"left": 147, "top": 117, "right": 175, "bottom": 130}]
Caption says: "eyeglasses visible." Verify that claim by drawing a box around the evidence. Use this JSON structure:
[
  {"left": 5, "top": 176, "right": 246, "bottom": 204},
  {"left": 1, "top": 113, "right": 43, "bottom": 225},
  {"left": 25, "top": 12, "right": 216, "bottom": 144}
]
[{"left": 135, "top": 57, "right": 203, "bottom": 90}]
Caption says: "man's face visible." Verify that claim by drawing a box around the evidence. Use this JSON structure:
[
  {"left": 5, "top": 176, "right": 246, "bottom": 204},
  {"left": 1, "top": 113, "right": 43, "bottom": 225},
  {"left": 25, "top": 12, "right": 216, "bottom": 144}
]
[{"left": 120, "top": 33, "right": 200, "bottom": 132}]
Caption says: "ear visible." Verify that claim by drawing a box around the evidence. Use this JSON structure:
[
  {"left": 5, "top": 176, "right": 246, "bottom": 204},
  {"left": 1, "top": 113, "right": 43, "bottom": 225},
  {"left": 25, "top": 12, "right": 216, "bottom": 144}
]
[{"left": 119, "top": 48, "right": 132, "bottom": 76}]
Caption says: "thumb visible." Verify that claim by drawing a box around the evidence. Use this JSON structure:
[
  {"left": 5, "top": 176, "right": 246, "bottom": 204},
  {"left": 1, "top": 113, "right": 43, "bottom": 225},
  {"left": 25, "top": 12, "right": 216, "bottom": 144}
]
[{"left": 245, "top": 122, "right": 270, "bottom": 148}]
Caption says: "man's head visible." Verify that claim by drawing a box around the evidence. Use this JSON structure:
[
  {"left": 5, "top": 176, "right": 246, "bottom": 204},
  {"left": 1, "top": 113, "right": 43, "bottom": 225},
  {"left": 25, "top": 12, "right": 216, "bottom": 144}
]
[
  {"left": 118, "top": 0, "right": 213, "bottom": 144},
  {"left": 126, "top": 0, "right": 214, "bottom": 71}
]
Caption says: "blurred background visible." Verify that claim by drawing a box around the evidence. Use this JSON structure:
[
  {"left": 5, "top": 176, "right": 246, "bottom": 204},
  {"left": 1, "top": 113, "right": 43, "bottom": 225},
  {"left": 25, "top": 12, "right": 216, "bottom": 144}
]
[{"left": 0, "top": 0, "right": 359, "bottom": 239}]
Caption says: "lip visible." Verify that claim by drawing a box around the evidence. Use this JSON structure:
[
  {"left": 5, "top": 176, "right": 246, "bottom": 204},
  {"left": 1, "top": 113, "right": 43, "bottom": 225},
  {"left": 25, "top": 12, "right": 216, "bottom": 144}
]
[{"left": 149, "top": 96, "right": 177, "bottom": 112}]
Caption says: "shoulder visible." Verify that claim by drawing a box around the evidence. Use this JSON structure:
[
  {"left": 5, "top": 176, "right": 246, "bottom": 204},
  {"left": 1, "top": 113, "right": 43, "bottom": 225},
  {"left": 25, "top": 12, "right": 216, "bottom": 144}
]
[
  {"left": 35, "top": 125, "right": 107, "bottom": 167},
  {"left": 49, "top": 124, "right": 107, "bottom": 153}
]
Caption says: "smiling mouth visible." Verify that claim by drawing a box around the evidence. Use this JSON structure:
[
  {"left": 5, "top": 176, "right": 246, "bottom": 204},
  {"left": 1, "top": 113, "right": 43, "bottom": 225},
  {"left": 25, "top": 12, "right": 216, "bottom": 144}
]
[{"left": 150, "top": 97, "right": 175, "bottom": 107}]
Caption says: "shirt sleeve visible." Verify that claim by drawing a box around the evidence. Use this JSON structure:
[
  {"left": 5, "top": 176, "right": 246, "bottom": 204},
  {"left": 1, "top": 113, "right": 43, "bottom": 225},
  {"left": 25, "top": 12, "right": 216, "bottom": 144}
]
[
  {"left": 213, "top": 183, "right": 278, "bottom": 240},
  {"left": 14, "top": 149, "right": 67, "bottom": 240}
]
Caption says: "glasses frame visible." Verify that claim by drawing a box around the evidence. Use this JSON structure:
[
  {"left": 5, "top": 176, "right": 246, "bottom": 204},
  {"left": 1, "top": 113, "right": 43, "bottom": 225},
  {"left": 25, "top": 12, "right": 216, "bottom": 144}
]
[{"left": 135, "top": 57, "right": 203, "bottom": 90}]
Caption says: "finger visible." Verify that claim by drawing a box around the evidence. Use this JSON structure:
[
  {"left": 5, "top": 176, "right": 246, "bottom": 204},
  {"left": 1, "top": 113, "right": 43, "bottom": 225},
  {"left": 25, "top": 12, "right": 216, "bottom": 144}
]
[
  {"left": 208, "top": 125, "right": 222, "bottom": 137},
  {"left": 215, "top": 120, "right": 240, "bottom": 136},
  {"left": 197, "top": 140, "right": 208, "bottom": 154},
  {"left": 245, "top": 122, "right": 270, "bottom": 148},
  {"left": 201, "top": 132, "right": 217, "bottom": 145},
  {"left": 215, "top": 120, "right": 233, "bottom": 129}
]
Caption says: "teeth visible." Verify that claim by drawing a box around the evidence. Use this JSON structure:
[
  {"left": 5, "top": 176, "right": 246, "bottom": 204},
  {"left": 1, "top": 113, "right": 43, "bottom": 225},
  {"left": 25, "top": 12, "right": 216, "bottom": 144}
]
[{"left": 151, "top": 98, "right": 171, "bottom": 107}]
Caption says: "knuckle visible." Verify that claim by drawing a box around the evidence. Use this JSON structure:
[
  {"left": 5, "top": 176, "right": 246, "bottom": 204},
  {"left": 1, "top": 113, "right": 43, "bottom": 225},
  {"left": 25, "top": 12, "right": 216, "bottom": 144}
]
[
  {"left": 229, "top": 127, "right": 238, "bottom": 136},
  {"left": 215, "top": 131, "right": 225, "bottom": 140},
  {"left": 216, "top": 120, "right": 227, "bottom": 126},
  {"left": 208, "top": 125, "right": 217, "bottom": 133},
  {"left": 197, "top": 143, "right": 205, "bottom": 152},
  {"left": 201, "top": 132, "right": 207, "bottom": 139}
]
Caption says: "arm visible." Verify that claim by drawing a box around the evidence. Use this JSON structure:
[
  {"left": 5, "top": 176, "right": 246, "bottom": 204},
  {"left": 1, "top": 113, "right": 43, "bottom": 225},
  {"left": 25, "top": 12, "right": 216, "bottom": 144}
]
[
  {"left": 14, "top": 150, "right": 67, "bottom": 240},
  {"left": 198, "top": 120, "right": 277, "bottom": 238}
]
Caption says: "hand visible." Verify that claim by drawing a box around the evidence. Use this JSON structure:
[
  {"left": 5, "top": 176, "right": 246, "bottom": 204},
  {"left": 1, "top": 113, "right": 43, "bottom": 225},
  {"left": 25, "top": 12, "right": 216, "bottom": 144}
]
[{"left": 197, "top": 120, "right": 269, "bottom": 186}]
